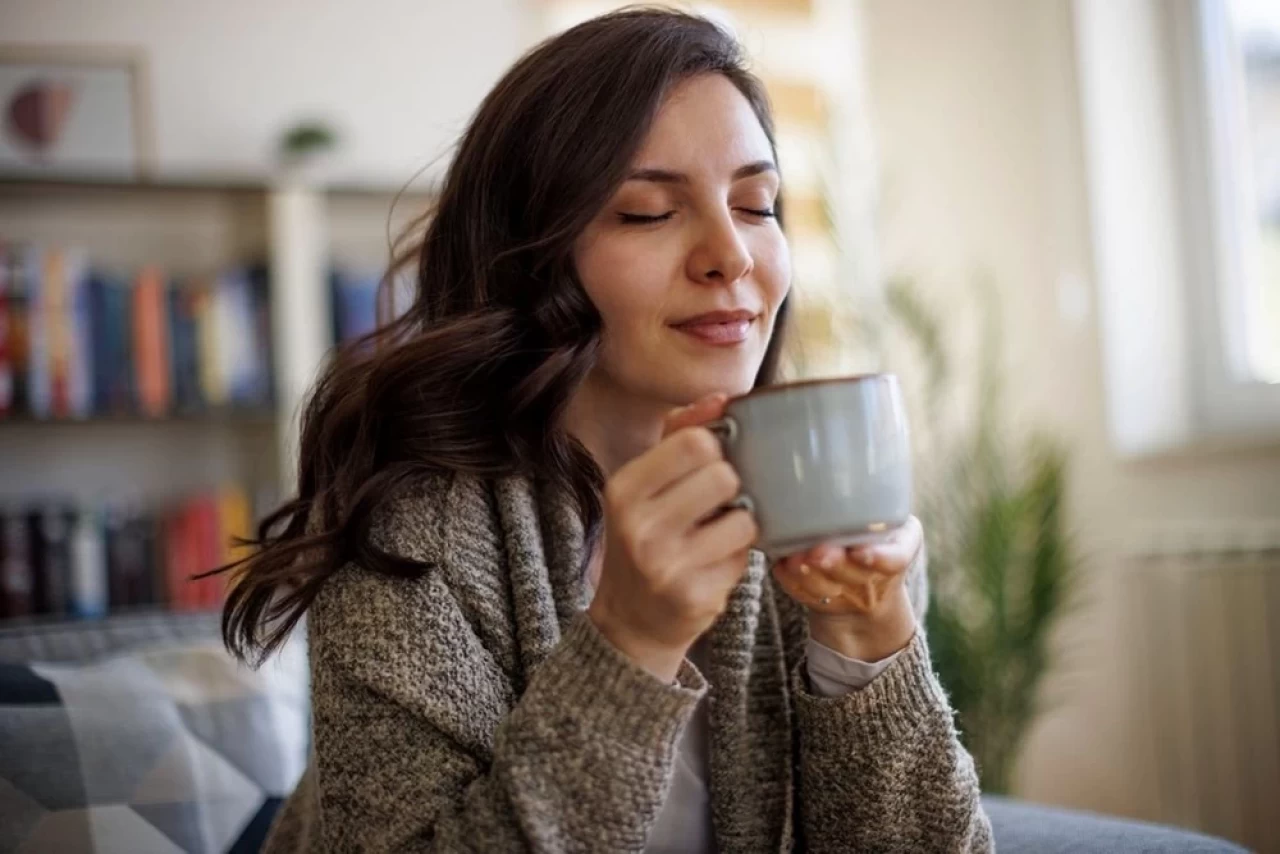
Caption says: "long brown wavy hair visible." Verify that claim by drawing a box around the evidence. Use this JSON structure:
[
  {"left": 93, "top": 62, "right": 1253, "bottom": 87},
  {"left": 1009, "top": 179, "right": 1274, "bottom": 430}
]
[{"left": 218, "top": 6, "right": 792, "bottom": 664}]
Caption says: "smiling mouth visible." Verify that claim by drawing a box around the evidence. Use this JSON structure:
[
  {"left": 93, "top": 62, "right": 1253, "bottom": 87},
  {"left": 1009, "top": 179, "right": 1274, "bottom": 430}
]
[{"left": 670, "top": 310, "right": 758, "bottom": 346}]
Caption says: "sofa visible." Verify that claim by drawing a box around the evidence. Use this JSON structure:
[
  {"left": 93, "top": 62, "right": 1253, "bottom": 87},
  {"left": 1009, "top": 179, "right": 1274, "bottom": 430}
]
[{"left": 0, "top": 612, "right": 1251, "bottom": 853}]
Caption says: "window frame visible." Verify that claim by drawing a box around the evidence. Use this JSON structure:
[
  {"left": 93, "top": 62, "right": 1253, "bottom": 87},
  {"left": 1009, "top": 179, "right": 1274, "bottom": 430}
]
[{"left": 1074, "top": 0, "right": 1280, "bottom": 458}]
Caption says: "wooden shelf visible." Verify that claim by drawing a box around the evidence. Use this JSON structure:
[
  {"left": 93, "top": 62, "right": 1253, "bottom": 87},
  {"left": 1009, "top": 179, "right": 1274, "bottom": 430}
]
[
  {"left": 0, "top": 408, "right": 278, "bottom": 428},
  {"left": 1, "top": 173, "right": 438, "bottom": 198}
]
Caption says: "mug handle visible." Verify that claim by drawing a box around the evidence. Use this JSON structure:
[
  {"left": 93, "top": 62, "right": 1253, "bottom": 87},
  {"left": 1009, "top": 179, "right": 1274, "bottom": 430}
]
[
  {"left": 705, "top": 416, "right": 739, "bottom": 446},
  {"left": 704, "top": 416, "right": 755, "bottom": 515}
]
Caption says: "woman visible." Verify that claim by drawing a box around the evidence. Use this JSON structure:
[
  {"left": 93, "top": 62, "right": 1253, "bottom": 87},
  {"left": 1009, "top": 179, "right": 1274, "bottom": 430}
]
[{"left": 222, "top": 8, "right": 992, "bottom": 852}]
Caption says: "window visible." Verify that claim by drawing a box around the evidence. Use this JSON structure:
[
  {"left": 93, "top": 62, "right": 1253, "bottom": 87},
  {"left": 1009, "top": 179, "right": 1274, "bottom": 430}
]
[
  {"left": 1197, "top": 0, "right": 1280, "bottom": 385},
  {"left": 1074, "top": 0, "right": 1280, "bottom": 456}
]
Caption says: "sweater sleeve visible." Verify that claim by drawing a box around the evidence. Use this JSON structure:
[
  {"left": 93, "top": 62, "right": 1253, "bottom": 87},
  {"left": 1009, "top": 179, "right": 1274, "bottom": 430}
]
[
  {"left": 786, "top": 547, "right": 995, "bottom": 852},
  {"left": 265, "top": 563, "right": 704, "bottom": 854}
]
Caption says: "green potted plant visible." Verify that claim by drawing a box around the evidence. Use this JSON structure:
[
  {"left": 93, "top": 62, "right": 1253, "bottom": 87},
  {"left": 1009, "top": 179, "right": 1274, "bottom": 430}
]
[{"left": 882, "top": 278, "right": 1080, "bottom": 794}]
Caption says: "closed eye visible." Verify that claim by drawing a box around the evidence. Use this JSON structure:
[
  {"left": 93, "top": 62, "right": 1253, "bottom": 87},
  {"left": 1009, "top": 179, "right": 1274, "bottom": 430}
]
[
  {"left": 738, "top": 207, "right": 777, "bottom": 219},
  {"left": 618, "top": 211, "right": 676, "bottom": 224}
]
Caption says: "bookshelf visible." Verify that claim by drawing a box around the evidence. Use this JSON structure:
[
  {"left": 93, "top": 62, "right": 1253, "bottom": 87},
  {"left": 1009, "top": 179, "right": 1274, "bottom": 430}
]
[{"left": 0, "top": 175, "right": 433, "bottom": 621}]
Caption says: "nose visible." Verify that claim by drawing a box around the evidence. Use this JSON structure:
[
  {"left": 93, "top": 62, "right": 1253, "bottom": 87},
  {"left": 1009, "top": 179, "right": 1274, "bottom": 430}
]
[{"left": 686, "top": 213, "right": 753, "bottom": 286}]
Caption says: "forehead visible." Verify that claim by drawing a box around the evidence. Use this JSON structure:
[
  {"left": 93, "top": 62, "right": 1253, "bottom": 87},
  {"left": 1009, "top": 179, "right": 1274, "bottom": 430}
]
[{"left": 631, "top": 73, "right": 775, "bottom": 173}]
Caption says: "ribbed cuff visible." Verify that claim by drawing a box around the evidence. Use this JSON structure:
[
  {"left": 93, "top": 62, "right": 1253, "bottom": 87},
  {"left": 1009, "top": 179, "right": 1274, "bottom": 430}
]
[
  {"left": 794, "top": 630, "right": 951, "bottom": 746},
  {"left": 526, "top": 612, "right": 707, "bottom": 750}
]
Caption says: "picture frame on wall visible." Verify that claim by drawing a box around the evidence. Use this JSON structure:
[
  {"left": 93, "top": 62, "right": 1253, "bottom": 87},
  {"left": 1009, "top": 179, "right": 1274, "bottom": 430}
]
[{"left": 0, "top": 46, "right": 154, "bottom": 179}]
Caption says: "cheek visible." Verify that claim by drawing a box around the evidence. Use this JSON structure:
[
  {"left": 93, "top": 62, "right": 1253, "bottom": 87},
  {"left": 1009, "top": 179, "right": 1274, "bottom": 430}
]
[
  {"left": 752, "top": 232, "right": 792, "bottom": 310},
  {"left": 575, "top": 232, "right": 673, "bottom": 335}
]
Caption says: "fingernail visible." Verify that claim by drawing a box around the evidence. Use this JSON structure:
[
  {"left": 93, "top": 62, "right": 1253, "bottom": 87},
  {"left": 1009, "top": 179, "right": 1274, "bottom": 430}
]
[
  {"left": 818, "top": 553, "right": 837, "bottom": 570},
  {"left": 856, "top": 551, "right": 876, "bottom": 567},
  {"left": 798, "top": 563, "right": 811, "bottom": 576}
]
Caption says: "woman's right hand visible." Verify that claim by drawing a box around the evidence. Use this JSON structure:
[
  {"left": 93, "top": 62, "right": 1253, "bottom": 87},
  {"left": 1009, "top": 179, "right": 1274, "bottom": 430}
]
[{"left": 586, "top": 393, "right": 759, "bottom": 683}]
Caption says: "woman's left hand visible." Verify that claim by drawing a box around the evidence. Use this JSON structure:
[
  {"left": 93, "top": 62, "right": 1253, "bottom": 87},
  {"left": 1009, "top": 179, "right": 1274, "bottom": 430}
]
[{"left": 771, "top": 516, "right": 924, "bottom": 662}]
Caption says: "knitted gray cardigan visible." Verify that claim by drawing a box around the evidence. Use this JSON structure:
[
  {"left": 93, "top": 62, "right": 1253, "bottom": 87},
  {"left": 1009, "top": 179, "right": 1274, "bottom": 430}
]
[{"left": 264, "top": 472, "right": 993, "bottom": 853}]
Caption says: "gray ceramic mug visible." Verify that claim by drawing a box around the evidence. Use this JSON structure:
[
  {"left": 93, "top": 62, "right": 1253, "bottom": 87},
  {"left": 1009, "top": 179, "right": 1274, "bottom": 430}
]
[{"left": 708, "top": 373, "right": 913, "bottom": 558}]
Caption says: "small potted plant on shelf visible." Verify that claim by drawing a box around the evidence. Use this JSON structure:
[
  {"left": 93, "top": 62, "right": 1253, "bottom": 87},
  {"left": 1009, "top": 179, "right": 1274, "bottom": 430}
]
[{"left": 276, "top": 120, "right": 340, "bottom": 186}]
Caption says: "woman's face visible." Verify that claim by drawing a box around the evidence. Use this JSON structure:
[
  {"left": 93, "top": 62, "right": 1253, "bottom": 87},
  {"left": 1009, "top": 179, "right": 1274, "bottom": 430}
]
[{"left": 574, "top": 73, "right": 792, "bottom": 408}]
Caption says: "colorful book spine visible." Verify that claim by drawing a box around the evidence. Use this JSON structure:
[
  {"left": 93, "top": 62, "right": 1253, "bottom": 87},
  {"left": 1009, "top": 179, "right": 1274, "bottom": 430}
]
[
  {"left": 0, "top": 510, "right": 34, "bottom": 618},
  {"left": 68, "top": 506, "right": 107, "bottom": 618},
  {"left": 216, "top": 268, "right": 256, "bottom": 406},
  {"left": 331, "top": 266, "right": 381, "bottom": 346},
  {"left": 0, "top": 242, "right": 11, "bottom": 417},
  {"left": 66, "top": 250, "right": 92, "bottom": 419},
  {"left": 215, "top": 484, "right": 253, "bottom": 604},
  {"left": 195, "top": 276, "right": 227, "bottom": 407},
  {"left": 7, "top": 246, "right": 33, "bottom": 418},
  {"left": 87, "top": 271, "right": 134, "bottom": 415},
  {"left": 26, "top": 246, "right": 50, "bottom": 418},
  {"left": 28, "top": 506, "right": 71, "bottom": 616},
  {"left": 250, "top": 263, "right": 274, "bottom": 406},
  {"left": 168, "top": 283, "right": 204, "bottom": 413},
  {"left": 190, "top": 495, "right": 222, "bottom": 609},
  {"left": 0, "top": 483, "right": 263, "bottom": 621},
  {"left": 133, "top": 266, "right": 171, "bottom": 417},
  {"left": 44, "top": 248, "right": 74, "bottom": 418}
]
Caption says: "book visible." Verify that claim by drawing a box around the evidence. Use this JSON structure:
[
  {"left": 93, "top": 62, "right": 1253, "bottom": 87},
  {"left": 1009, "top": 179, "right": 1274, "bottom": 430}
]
[
  {"left": 0, "top": 242, "right": 13, "bottom": 417},
  {"left": 88, "top": 271, "right": 134, "bottom": 415},
  {"left": 68, "top": 506, "right": 107, "bottom": 618},
  {"left": 132, "top": 266, "right": 171, "bottom": 417},
  {"left": 65, "top": 250, "right": 92, "bottom": 419},
  {"left": 105, "top": 505, "right": 146, "bottom": 608},
  {"left": 169, "top": 281, "right": 204, "bottom": 413},
  {"left": 162, "top": 503, "right": 195, "bottom": 611},
  {"left": 215, "top": 267, "right": 269, "bottom": 408},
  {"left": 26, "top": 246, "right": 50, "bottom": 418},
  {"left": 331, "top": 265, "right": 381, "bottom": 346},
  {"left": 28, "top": 505, "right": 71, "bottom": 615},
  {"left": 250, "top": 262, "right": 275, "bottom": 407},
  {"left": 193, "top": 276, "right": 225, "bottom": 407},
  {"left": 183, "top": 495, "right": 216, "bottom": 610},
  {"left": 1, "top": 484, "right": 262, "bottom": 621},
  {"left": 0, "top": 509, "right": 34, "bottom": 618}
]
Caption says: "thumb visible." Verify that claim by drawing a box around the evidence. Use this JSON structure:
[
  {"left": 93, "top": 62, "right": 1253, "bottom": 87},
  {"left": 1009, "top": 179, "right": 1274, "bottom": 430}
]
[{"left": 661, "top": 392, "right": 730, "bottom": 438}]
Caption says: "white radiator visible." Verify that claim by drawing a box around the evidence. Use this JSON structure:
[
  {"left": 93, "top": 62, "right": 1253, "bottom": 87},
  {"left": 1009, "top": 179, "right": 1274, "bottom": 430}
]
[{"left": 1123, "top": 523, "right": 1280, "bottom": 853}]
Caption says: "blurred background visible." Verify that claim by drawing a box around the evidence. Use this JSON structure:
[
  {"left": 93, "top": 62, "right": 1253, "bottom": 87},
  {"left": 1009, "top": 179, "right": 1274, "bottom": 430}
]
[{"left": 0, "top": 0, "right": 1277, "bottom": 851}]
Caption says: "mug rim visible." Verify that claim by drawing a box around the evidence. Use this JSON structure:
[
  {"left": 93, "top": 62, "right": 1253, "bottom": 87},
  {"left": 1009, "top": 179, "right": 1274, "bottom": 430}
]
[{"left": 736, "top": 372, "right": 893, "bottom": 403}]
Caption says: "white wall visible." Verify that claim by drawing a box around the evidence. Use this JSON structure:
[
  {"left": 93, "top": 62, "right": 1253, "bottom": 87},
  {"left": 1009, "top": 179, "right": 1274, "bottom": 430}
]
[
  {"left": 2, "top": 0, "right": 533, "bottom": 186},
  {"left": 862, "top": 0, "right": 1280, "bottom": 827}
]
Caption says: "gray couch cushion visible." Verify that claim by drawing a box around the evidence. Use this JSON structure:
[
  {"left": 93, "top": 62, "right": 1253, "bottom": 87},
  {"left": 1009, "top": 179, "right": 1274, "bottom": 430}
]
[
  {"left": 984, "top": 795, "right": 1251, "bottom": 853},
  {"left": 0, "top": 614, "right": 306, "bottom": 854},
  {"left": 0, "top": 612, "right": 223, "bottom": 664}
]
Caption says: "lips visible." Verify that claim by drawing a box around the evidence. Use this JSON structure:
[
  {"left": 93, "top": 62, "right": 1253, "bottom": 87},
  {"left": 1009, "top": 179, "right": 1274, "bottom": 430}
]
[{"left": 670, "top": 309, "right": 758, "bottom": 346}]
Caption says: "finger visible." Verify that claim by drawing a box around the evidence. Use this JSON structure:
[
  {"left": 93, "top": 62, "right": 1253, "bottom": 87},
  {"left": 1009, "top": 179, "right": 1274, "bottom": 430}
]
[
  {"left": 773, "top": 554, "right": 840, "bottom": 595},
  {"left": 611, "top": 425, "right": 724, "bottom": 504},
  {"left": 697, "top": 547, "right": 755, "bottom": 597},
  {"left": 803, "top": 542, "right": 846, "bottom": 572},
  {"left": 649, "top": 460, "right": 740, "bottom": 534},
  {"left": 814, "top": 555, "right": 879, "bottom": 588},
  {"left": 770, "top": 560, "right": 808, "bottom": 600},
  {"left": 682, "top": 507, "right": 758, "bottom": 568},
  {"left": 780, "top": 553, "right": 810, "bottom": 576},
  {"left": 772, "top": 560, "right": 844, "bottom": 607},
  {"left": 662, "top": 393, "right": 729, "bottom": 438},
  {"left": 773, "top": 547, "right": 829, "bottom": 575},
  {"left": 848, "top": 516, "right": 923, "bottom": 574}
]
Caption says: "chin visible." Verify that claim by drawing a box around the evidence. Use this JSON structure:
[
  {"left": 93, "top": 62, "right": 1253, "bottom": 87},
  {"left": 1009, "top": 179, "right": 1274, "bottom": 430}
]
[{"left": 664, "top": 365, "right": 759, "bottom": 405}]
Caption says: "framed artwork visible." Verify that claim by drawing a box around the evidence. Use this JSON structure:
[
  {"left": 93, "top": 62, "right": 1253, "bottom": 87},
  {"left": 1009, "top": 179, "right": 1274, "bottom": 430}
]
[{"left": 0, "top": 46, "right": 154, "bottom": 179}]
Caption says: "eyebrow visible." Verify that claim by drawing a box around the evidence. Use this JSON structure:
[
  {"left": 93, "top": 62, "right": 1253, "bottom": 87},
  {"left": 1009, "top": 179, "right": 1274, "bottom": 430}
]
[{"left": 626, "top": 160, "right": 777, "bottom": 184}]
